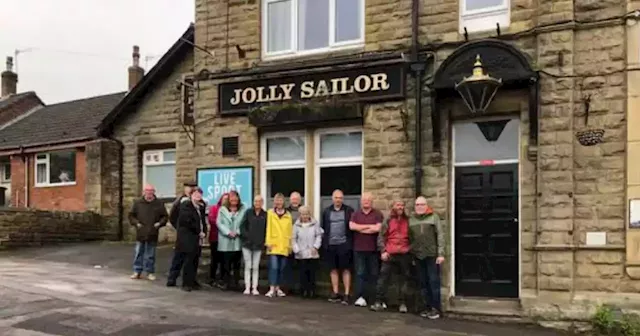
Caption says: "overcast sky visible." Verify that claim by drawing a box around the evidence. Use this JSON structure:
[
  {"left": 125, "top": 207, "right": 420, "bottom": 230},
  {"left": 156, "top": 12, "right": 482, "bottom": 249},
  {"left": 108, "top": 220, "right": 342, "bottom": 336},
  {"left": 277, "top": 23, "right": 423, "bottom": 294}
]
[{"left": 1, "top": 0, "right": 195, "bottom": 104}]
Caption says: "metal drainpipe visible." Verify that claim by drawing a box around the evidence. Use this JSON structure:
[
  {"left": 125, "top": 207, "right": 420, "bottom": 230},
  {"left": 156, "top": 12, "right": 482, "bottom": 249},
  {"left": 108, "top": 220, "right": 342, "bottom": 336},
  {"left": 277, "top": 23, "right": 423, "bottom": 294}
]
[{"left": 411, "top": 0, "right": 425, "bottom": 198}]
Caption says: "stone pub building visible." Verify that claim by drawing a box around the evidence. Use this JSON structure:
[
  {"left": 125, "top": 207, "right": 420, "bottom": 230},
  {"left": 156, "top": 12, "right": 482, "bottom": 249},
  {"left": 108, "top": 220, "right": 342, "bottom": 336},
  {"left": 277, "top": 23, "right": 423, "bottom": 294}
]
[{"left": 97, "top": 0, "right": 640, "bottom": 325}]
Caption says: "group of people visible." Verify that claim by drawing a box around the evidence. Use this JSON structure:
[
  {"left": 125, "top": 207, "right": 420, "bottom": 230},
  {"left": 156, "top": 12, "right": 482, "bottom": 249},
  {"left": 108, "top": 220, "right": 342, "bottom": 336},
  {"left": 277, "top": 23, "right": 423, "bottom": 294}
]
[{"left": 128, "top": 181, "right": 445, "bottom": 320}]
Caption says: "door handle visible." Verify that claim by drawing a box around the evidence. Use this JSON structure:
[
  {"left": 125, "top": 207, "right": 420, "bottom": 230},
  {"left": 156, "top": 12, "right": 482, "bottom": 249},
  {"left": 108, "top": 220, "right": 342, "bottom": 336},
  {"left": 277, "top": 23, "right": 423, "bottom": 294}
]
[{"left": 513, "top": 218, "right": 518, "bottom": 223}]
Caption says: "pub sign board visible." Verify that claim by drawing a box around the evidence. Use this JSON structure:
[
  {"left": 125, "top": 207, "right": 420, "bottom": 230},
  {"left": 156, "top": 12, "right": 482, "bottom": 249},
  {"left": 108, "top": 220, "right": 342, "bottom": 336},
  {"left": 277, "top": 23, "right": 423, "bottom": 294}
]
[{"left": 218, "top": 63, "right": 406, "bottom": 115}]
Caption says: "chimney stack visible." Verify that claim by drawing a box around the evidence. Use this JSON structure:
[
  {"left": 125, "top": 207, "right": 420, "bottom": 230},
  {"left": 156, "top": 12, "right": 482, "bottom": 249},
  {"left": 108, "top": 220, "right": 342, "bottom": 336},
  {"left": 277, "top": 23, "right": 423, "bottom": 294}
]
[
  {"left": 128, "top": 45, "right": 144, "bottom": 91},
  {"left": 1, "top": 57, "right": 18, "bottom": 97}
]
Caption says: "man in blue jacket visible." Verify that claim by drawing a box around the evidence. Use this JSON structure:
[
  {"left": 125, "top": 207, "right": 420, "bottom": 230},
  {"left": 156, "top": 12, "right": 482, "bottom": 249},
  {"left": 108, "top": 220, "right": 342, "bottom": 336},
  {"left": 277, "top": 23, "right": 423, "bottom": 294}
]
[{"left": 321, "top": 189, "right": 354, "bottom": 305}]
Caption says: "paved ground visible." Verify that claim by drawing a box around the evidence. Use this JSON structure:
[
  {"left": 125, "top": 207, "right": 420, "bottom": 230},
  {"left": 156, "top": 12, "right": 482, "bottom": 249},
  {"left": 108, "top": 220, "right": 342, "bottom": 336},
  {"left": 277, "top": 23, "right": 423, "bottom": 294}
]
[{"left": 0, "top": 243, "right": 569, "bottom": 336}]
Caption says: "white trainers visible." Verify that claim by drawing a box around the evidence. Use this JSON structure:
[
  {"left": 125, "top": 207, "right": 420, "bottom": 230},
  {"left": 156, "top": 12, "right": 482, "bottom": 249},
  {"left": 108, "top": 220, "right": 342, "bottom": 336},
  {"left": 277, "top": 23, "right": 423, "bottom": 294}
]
[
  {"left": 130, "top": 273, "right": 141, "bottom": 280},
  {"left": 276, "top": 289, "right": 286, "bottom": 297},
  {"left": 243, "top": 288, "right": 251, "bottom": 295},
  {"left": 354, "top": 297, "right": 367, "bottom": 307},
  {"left": 399, "top": 304, "right": 408, "bottom": 313},
  {"left": 251, "top": 288, "right": 260, "bottom": 296},
  {"left": 265, "top": 290, "right": 275, "bottom": 298},
  {"left": 146, "top": 274, "right": 156, "bottom": 281}
]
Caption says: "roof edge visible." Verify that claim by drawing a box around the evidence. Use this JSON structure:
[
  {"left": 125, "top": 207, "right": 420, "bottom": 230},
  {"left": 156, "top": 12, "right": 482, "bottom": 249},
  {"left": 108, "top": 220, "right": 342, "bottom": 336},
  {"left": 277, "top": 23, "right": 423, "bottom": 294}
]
[{"left": 97, "top": 23, "right": 195, "bottom": 136}]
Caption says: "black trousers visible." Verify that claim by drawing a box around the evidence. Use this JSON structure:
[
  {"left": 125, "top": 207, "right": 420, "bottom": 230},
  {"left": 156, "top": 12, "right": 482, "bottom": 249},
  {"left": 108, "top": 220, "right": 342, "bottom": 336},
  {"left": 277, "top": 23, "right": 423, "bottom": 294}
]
[
  {"left": 375, "top": 254, "right": 412, "bottom": 304},
  {"left": 169, "top": 248, "right": 201, "bottom": 286},
  {"left": 298, "top": 259, "right": 318, "bottom": 293},
  {"left": 209, "top": 242, "right": 221, "bottom": 282},
  {"left": 220, "top": 251, "right": 242, "bottom": 288},
  {"left": 168, "top": 250, "right": 185, "bottom": 283},
  {"left": 182, "top": 249, "right": 201, "bottom": 288}
]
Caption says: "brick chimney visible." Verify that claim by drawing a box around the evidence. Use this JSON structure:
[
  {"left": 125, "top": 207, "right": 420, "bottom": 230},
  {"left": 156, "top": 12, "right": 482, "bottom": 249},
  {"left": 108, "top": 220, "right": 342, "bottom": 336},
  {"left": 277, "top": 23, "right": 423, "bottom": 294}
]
[
  {"left": 128, "top": 46, "right": 144, "bottom": 91},
  {"left": 1, "top": 57, "right": 17, "bottom": 97}
]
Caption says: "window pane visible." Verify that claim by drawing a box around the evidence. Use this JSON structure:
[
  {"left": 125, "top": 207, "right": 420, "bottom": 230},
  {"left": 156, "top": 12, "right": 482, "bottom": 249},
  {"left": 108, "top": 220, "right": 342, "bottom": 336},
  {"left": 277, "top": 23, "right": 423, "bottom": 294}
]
[
  {"left": 465, "top": 0, "right": 504, "bottom": 11},
  {"left": 335, "top": 0, "right": 362, "bottom": 42},
  {"left": 266, "top": 136, "right": 305, "bottom": 162},
  {"left": 266, "top": 168, "right": 305, "bottom": 208},
  {"left": 267, "top": 0, "right": 292, "bottom": 53},
  {"left": 49, "top": 151, "right": 76, "bottom": 184},
  {"left": 320, "top": 132, "right": 362, "bottom": 159},
  {"left": 298, "top": 0, "right": 329, "bottom": 50},
  {"left": 454, "top": 119, "right": 519, "bottom": 163},
  {"left": 36, "top": 163, "right": 47, "bottom": 184},
  {"left": 163, "top": 150, "right": 176, "bottom": 162},
  {"left": 146, "top": 164, "right": 176, "bottom": 198},
  {"left": 4, "top": 164, "right": 10, "bottom": 180},
  {"left": 319, "top": 166, "right": 361, "bottom": 212}
]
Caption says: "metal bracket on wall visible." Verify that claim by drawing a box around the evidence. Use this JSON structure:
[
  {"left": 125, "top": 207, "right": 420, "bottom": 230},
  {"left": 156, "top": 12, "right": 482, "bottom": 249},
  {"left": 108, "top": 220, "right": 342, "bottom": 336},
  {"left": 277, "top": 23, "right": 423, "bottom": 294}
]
[{"left": 176, "top": 107, "right": 196, "bottom": 147}]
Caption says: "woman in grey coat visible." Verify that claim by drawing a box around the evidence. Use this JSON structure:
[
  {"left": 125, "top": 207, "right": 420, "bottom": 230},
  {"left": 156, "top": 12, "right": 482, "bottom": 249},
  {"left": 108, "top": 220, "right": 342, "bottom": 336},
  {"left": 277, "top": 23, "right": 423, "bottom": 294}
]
[{"left": 291, "top": 206, "right": 323, "bottom": 299}]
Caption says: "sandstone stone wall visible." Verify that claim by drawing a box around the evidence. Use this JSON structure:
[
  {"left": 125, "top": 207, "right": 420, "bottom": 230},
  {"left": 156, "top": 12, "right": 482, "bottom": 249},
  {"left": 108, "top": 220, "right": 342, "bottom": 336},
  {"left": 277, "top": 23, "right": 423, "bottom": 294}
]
[
  {"left": 99, "top": 0, "right": 636, "bottom": 325},
  {"left": 111, "top": 50, "right": 195, "bottom": 242},
  {"left": 0, "top": 208, "right": 116, "bottom": 248}
]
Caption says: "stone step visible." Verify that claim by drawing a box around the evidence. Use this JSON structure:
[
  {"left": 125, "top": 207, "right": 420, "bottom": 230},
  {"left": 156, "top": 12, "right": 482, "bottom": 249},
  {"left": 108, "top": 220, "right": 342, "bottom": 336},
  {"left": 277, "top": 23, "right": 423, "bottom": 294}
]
[{"left": 446, "top": 296, "right": 532, "bottom": 323}]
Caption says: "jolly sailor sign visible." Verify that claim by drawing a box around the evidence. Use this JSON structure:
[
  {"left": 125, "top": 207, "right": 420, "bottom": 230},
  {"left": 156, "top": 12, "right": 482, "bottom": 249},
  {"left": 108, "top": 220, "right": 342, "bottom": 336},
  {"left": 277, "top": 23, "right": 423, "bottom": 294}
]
[{"left": 218, "top": 63, "right": 405, "bottom": 115}]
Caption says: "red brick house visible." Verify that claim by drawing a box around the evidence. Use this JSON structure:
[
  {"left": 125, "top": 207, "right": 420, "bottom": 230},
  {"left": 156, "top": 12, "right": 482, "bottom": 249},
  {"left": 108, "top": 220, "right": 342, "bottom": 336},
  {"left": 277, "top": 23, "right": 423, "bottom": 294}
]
[
  {"left": 0, "top": 92, "right": 125, "bottom": 211},
  {"left": 0, "top": 56, "right": 45, "bottom": 205},
  {"left": 0, "top": 47, "right": 145, "bottom": 211}
]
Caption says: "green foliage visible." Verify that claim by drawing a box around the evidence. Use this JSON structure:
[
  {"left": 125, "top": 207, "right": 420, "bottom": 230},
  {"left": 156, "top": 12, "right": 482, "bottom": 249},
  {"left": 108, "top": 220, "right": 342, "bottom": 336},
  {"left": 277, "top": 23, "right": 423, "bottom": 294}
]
[{"left": 592, "top": 305, "right": 640, "bottom": 336}]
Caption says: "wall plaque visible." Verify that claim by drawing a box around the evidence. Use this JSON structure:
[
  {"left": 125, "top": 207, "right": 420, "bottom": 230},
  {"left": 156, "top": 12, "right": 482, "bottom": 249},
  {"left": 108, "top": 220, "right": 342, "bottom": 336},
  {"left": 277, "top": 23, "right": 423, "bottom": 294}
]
[{"left": 218, "top": 63, "right": 406, "bottom": 115}]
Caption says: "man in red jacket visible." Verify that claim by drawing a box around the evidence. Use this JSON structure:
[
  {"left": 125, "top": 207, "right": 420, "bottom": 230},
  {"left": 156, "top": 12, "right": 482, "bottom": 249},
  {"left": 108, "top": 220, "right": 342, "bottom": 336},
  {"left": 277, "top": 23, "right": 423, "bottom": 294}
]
[
  {"left": 370, "top": 200, "right": 412, "bottom": 313},
  {"left": 207, "top": 193, "right": 228, "bottom": 287}
]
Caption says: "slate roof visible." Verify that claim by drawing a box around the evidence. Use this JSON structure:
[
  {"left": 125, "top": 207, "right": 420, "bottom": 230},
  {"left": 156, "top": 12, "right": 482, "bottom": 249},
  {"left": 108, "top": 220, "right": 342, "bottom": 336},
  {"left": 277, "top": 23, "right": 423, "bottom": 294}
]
[
  {"left": 98, "top": 23, "right": 194, "bottom": 136},
  {"left": 0, "top": 92, "right": 125, "bottom": 150},
  {"left": 0, "top": 91, "right": 42, "bottom": 112}
]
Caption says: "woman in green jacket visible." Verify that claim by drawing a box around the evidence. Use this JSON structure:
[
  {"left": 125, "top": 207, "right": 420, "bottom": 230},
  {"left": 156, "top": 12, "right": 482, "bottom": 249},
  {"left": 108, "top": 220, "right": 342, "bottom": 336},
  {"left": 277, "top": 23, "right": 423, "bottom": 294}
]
[{"left": 217, "top": 190, "right": 247, "bottom": 290}]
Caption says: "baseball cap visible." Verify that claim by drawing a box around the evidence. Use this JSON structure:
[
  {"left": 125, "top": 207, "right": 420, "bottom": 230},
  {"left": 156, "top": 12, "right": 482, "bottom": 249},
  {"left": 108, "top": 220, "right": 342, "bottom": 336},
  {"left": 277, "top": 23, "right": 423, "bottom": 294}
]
[{"left": 183, "top": 181, "right": 198, "bottom": 187}]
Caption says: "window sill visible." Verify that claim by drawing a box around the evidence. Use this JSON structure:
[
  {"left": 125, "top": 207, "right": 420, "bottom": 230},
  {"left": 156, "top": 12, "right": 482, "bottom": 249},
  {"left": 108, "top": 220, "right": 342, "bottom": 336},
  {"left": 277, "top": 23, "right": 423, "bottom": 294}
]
[
  {"left": 459, "top": 9, "right": 510, "bottom": 34},
  {"left": 34, "top": 182, "right": 77, "bottom": 188},
  {"left": 261, "top": 43, "right": 365, "bottom": 63}
]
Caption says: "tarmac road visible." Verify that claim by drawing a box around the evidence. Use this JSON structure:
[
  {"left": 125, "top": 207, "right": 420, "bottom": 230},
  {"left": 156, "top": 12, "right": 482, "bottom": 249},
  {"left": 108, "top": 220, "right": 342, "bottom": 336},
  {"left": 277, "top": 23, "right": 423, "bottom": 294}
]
[{"left": 0, "top": 243, "right": 568, "bottom": 336}]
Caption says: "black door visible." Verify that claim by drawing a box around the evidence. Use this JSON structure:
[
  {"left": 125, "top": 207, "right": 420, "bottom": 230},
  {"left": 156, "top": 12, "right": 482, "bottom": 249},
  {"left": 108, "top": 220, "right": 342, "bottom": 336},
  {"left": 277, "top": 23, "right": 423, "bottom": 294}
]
[{"left": 455, "top": 164, "right": 519, "bottom": 298}]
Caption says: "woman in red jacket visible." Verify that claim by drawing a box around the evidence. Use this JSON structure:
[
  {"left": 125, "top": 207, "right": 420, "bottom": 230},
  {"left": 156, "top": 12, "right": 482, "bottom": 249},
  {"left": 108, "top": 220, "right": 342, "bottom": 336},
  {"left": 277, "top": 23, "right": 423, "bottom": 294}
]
[{"left": 208, "top": 193, "right": 229, "bottom": 288}]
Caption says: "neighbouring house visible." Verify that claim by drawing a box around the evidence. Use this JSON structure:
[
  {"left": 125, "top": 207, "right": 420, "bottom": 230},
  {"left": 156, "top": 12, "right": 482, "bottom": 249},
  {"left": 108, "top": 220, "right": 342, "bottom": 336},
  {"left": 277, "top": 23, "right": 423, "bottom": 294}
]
[
  {"left": 101, "top": 0, "right": 640, "bottom": 326},
  {"left": 98, "top": 24, "right": 194, "bottom": 242},
  {"left": 0, "top": 46, "right": 145, "bottom": 211},
  {"left": 0, "top": 56, "right": 45, "bottom": 205}
]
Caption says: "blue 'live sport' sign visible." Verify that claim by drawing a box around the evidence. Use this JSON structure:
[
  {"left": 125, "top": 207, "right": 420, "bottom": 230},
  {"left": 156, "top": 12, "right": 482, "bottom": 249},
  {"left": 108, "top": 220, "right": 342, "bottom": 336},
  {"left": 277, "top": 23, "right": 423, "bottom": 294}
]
[{"left": 196, "top": 166, "right": 254, "bottom": 208}]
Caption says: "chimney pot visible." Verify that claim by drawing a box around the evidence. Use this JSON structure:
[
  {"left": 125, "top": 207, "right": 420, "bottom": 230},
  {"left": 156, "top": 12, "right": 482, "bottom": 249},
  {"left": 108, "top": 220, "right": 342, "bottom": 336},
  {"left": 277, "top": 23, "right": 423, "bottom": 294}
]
[
  {"left": 1, "top": 56, "right": 17, "bottom": 97},
  {"left": 128, "top": 45, "right": 145, "bottom": 91},
  {"left": 5, "top": 57, "right": 13, "bottom": 72}
]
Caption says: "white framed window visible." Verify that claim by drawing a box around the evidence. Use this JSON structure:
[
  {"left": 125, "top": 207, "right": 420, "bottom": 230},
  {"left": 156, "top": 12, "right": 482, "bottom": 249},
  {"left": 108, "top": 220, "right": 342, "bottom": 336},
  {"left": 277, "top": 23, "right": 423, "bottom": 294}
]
[
  {"left": 142, "top": 149, "right": 177, "bottom": 198},
  {"left": 0, "top": 162, "right": 10, "bottom": 183},
  {"left": 262, "top": 0, "right": 365, "bottom": 59},
  {"left": 35, "top": 150, "right": 76, "bottom": 187},
  {"left": 314, "top": 127, "right": 363, "bottom": 218},
  {"left": 260, "top": 132, "right": 307, "bottom": 208},
  {"left": 459, "top": 0, "right": 510, "bottom": 34}
]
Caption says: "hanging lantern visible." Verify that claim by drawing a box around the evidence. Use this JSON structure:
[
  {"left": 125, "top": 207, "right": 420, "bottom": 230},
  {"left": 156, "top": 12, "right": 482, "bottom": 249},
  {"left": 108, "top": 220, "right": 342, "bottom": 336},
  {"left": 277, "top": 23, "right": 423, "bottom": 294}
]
[{"left": 455, "top": 54, "right": 502, "bottom": 114}]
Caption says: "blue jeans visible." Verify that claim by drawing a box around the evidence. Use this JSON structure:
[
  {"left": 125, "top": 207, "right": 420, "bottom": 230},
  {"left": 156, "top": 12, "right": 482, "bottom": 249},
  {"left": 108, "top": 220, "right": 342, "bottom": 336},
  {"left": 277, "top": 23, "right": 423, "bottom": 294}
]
[
  {"left": 133, "top": 241, "right": 157, "bottom": 274},
  {"left": 416, "top": 257, "right": 441, "bottom": 312},
  {"left": 353, "top": 251, "right": 379, "bottom": 301},
  {"left": 268, "top": 255, "right": 287, "bottom": 286}
]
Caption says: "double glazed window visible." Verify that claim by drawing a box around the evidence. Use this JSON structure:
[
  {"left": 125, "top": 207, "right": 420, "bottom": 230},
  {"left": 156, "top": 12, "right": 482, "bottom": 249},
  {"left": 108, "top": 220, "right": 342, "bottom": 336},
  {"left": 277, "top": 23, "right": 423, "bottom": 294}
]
[
  {"left": 263, "top": 0, "right": 364, "bottom": 58},
  {"left": 460, "top": 0, "right": 510, "bottom": 33},
  {"left": 142, "top": 149, "right": 176, "bottom": 198},
  {"left": 261, "top": 128, "right": 363, "bottom": 216},
  {"left": 263, "top": 133, "right": 307, "bottom": 208},
  {"left": 35, "top": 150, "right": 76, "bottom": 187}
]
